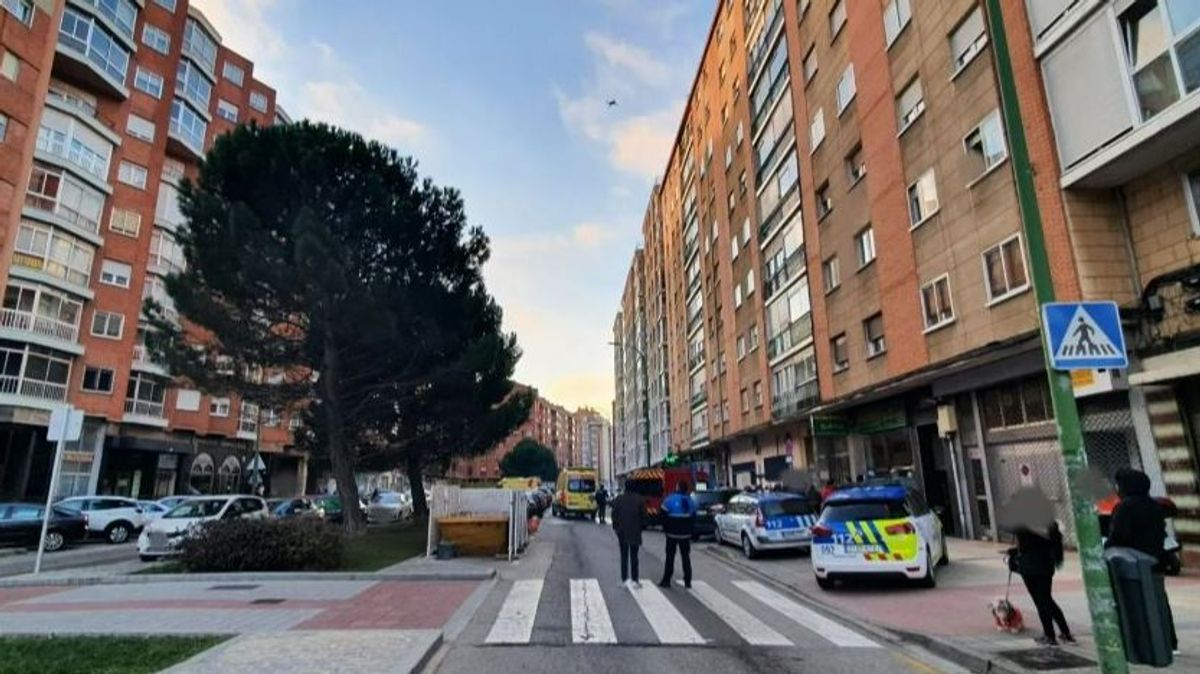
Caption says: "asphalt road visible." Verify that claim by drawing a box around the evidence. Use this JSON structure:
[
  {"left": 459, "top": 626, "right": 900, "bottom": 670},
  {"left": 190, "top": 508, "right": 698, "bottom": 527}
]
[
  {"left": 431, "top": 516, "right": 965, "bottom": 674},
  {"left": 0, "top": 540, "right": 139, "bottom": 577}
]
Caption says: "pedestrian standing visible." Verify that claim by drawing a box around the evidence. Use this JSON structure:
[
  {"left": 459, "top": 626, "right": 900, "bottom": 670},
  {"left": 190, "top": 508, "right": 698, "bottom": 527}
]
[
  {"left": 610, "top": 488, "right": 645, "bottom": 588},
  {"left": 595, "top": 485, "right": 609, "bottom": 524},
  {"left": 820, "top": 479, "right": 836, "bottom": 504},
  {"left": 659, "top": 481, "right": 697, "bottom": 589},
  {"left": 1015, "top": 521, "right": 1074, "bottom": 646},
  {"left": 1106, "top": 467, "right": 1178, "bottom": 653}
]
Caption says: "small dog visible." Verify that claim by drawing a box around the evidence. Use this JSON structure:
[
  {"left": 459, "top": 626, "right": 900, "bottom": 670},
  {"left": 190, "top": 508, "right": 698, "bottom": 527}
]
[{"left": 989, "top": 597, "right": 1025, "bottom": 633}]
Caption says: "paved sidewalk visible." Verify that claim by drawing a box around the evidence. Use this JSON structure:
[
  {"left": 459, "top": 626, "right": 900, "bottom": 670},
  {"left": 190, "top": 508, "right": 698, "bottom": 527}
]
[{"left": 707, "top": 537, "right": 1200, "bottom": 673}]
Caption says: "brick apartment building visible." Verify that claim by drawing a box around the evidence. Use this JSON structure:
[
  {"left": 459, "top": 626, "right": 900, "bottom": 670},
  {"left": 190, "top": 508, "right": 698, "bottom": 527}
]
[
  {"left": 0, "top": 0, "right": 303, "bottom": 504},
  {"left": 612, "top": 0, "right": 1200, "bottom": 551}
]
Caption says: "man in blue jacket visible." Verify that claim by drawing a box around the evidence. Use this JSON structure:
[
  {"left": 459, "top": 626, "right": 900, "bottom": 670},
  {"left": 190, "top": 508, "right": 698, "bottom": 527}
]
[{"left": 658, "top": 481, "right": 697, "bottom": 589}]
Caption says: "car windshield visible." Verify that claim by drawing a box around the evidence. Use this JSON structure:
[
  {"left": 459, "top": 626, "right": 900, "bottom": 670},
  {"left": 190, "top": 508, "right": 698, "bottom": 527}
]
[
  {"left": 761, "top": 497, "right": 813, "bottom": 517},
  {"left": 54, "top": 500, "right": 83, "bottom": 513},
  {"left": 164, "top": 500, "right": 226, "bottom": 519},
  {"left": 822, "top": 500, "right": 909, "bottom": 522},
  {"left": 568, "top": 478, "right": 595, "bottom": 492},
  {"left": 373, "top": 493, "right": 401, "bottom": 504}
]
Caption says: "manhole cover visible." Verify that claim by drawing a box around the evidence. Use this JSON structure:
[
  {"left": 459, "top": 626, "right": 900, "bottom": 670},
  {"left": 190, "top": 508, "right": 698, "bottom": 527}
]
[
  {"left": 998, "top": 648, "right": 1096, "bottom": 670},
  {"left": 250, "top": 598, "right": 286, "bottom": 605},
  {"left": 208, "top": 584, "right": 261, "bottom": 591}
]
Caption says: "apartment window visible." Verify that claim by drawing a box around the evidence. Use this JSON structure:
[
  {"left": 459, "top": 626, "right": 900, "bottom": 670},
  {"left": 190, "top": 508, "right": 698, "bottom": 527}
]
[
  {"left": 746, "top": 268, "right": 755, "bottom": 295},
  {"left": 864, "top": 313, "right": 886, "bottom": 357},
  {"left": 964, "top": 110, "right": 1008, "bottom": 179},
  {"left": 2, "top": 0, "right": 33, "bottom": 25},
  {"left": 1, "top": 51, "right": 17, "bottom": 81},
  {"left": 133, "top": 67, "right": 164, "bottom": 98},
  {"left": 59, "top": 7, "right": 132, "bottom": 82},
  {"left": 99, "top": 259, "right": 132, "bottom": 288},
  {"left": 823, "top": 256, "right": 840, "bottom": 293},
  {"left": 91, "top": 310, "right": 124, "bottom": 339},
  {"left": 81, "top": 366, "right": 115, "bottom": 393},
  {"left": 921, "top": 275, "right": 955, "bottom": 331},
  {"left": 728, "top": 190, "right": 736, "bottom": 213},
  {"left": 1185, "top": 168, "right": 1200, "bottom": 235},
  {"left": 738, "top": 170, "right": 747, "bottom": 195},
  {"left": 749, "top": 324, "right": 759, "bottom": 350},
  {"left": 176, "top": 389, "right": 201, "bottom": 411},
  {"left": 736, "top": 120, "right": 744, "bottom": 146},
  {"left": 855, "top": 226, "right": 876, "bottom": 268},
  {"left": 249, "top": 91, "right": 269, "bottom": 113},
  {"left": 836, "top": 64, "right": 856, "bottom": 113},
  {"left": 982, "top": 376, "right": 1053, "bottom": 429},
  {"left": 753, "top": 381, "right": 764, "bottom": 407},
  {"left": 0, "top": 113, "right": 6, "bottom": 142},
  {"left": 829, "top": 0, "right": 847, "bottom": 40},
  {"left": 176, "top": 60, "right": 213, "bottom": 109},
  {"left": 731, "top": 237, "right": 739, "bottom": 260},
  {"left": 142, "top": 24, "right": 170, "bottom": 54},
  {"left": 832, "top": 334, "right": 849, "bottom": 372},
  {"left": 222, "top": 61, "right": 245, "bottom": 86},
  {"left": 883, "top": 0, "right": 912, "bottom": 46},
  {"left": 741, "top": 388, "right": 750, "bottom": 412},
  {"left": 14, "top": 223, "right": 94, "bottom": 287},
  {"left": 210, "top": 397, "right": 231, "bottom": 417},
  {"left": 897, "top": 78, "right": 926, "bottom": 133},
  {"left": 169, "top": 99, "right": 207, "bottom": 153},
  {"left": 741, "top": 218, "right": 750, "bottom": 247},
  {"left": 109, "top": 208, "right": 141, "bottom": 237},
  {"left": 737, "top": 335, "right": 747, "bottom": 360},
  {"left": 846, "top": 144, "right": 866, "bottom": 184},
  {"left": 183, "top": 18, "right": 218, "bottom": 71},
  {"left": 118, "top": 161, "right": 148, "bottom": 189},
  {"left": 154, "top": 0, "right": 177, "bottom": 10},
  {"left": 126, "top": 114, "right": 155, "bottom": 142},
  {"left": 907, "top": 168, "right": 940, "bottom": 227},
  {"left": 217, "top": 99, "right": 239, "bottom": 122},
  {"left": 810, "top": 107, "right": 826, "bottom": 150},
  {"left": 816, "top": 182, "right": 832, "bottom": 219},
  {"left": 802, "top": 46, "right": 817, "bottom": 84},
  {"left": 982, "top": 234, "right": 1030, "bottom": 304},
  {"left": 735, "top": 284, "right": 743, "bottom": 308},
  {"left": 951, "top": 6, "right": 988, "bottom": 75},
  {"left": 725, "top": 144, "right": 733, "bottom": 169}
]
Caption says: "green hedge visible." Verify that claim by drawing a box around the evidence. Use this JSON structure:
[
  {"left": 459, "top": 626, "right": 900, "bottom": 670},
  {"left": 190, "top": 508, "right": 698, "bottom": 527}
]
[{"left": 178, "top": 517, "right": 343, "bottom": 572}]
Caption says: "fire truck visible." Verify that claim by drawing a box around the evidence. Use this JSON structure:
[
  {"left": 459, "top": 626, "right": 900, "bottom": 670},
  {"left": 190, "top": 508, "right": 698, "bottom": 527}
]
[{"left": 623, "top": 464, "right": 713, "bottom": 526}]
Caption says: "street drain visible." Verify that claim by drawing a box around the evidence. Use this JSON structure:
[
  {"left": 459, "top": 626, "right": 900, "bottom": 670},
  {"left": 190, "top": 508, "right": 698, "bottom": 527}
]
[
  {"left": 998, "top": 648, "right": 1096, "bottom": 671},
  {"left": 208, "top": 584, "right": 262, "bottom": 591},
  {"left": 250, "top": 598, "right": 286, "bottom": 605}
]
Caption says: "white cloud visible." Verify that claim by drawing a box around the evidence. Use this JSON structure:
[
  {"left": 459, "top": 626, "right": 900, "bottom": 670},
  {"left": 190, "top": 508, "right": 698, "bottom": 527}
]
[
  {"left": 608, "top": 106, "right": 682, "bottom": 179},
  {"left": 302, "top": 80, "right": 427, "bottom": 147},
  {"left": 584, "top": 33, "right": 671, "bottom": 87}
]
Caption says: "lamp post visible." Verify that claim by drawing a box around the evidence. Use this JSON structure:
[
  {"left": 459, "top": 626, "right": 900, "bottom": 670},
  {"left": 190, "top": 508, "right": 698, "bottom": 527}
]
[{"left": 609, "top": 340, "right": 651, "bottom": 470}]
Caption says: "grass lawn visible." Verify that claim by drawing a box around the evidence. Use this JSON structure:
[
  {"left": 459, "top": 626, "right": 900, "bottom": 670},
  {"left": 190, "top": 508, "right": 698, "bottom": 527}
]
[
  {"left": 341, "top": 517, "right": 428, "bottom": 571},
  {"left": 0, "top": 635, "right": 226, "bottom": 674},
  {"left": 130, "top": 561, "right": 185, "bottom": 575}
]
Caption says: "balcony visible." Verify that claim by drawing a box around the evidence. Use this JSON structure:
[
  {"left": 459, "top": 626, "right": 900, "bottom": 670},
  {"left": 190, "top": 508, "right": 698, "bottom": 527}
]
[
  {"left": 772, "top": 379, "right": 820, "bottom": 419},
  {"left": 758, "top": 185, "right": 800, "bottom": 246},
  {"left": 763, "top": 246, "right": 806, "bottom": 300},
  {"left": 35, "top": 127, "right": 110, "bottom": 187},
  {"left": 167, "top": 99, "right": 207, "bottom": 161},
  {"left": 0, "top": 308, "right": 82, "bottom": 352},
  {"left": 124, "top": 398, "right": 167, "bottom": 426},
  {"left": 690, "top": 425, "right": 709, "bottom": 446},
  {"left": 0, "top": 376, "right": 68, "bottom": 404},
  {"left": 767, "top": 314, "right": 814, "bottom": 362},
  {"left": 56, "top": 8, "right": 131, "bottom": 99},
  {"left": 747, "top": 0, "right": 784, "bottom": 84},
  {"left": 686, "top": 272, "right": 701, "bottom": 297},
  {"left": 688, "top": 348, "right": 705, "bottom": 372},
  {"left": 682, "top": 235, "right": 699, "bottom": 263},
  {"left": 132, "top": 344, "right": 168, "bottom": 374},
  {"left": 24, "top": 194, "right": 101, "bottom": 239},
  {"left": 69, "top": 0, "right": 137, "bottom": 45},
  {"left": 691, "top": 388, "right": 707, "bottom": 408},
  {"left": 687, "top": 310, "right": 703, "bottom": 334}
]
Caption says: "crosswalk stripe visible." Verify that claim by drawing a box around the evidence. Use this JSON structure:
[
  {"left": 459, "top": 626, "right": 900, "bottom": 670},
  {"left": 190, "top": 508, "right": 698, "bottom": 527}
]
[
  {"left": 485, "top": 579, "right": 543, "bottom": 644},
  {"left": 570, "top": 578, "right": 617, "bottom": 644},
  {"left": 689, "top": 581, "right": 792, "bottom": 646},
  {"left": 732, "top": 580, "right": 879, "bottom": 648},
  {"left": 628, "top": 583, "right": 706, "bottom": 644}
]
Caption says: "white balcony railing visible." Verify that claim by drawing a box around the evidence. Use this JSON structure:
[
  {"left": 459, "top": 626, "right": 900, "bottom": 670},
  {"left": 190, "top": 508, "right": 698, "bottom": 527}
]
[
  {"left": 0, "top": 375, "right": 68, "bottom": 401},
  {"left": 124, "top": 398, "right": 165, "bottom": 418},
  {"left": 24, "top": 192, "right": 101, "bottom": 234},
  {"left": 0, "top": 308, "right": 79, "bottom": 343}
]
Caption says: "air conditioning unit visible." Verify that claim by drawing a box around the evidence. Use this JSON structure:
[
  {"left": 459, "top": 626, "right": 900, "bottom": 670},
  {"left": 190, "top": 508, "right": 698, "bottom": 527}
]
[{"left": 936, "top": 403, "right": 958, "bottom": 438}]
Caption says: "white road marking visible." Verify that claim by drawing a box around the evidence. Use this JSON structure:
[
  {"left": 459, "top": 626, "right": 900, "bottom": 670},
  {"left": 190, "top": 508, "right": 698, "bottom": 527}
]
[
  {"left": 570, "top": 578, "right": 617, "bottom": 644},
  {"left": 732, "top": 580, "right": 879, "bottom": 648},
  {"left": 628, "top": 582, "right": 706, "bottom": 644},
  {"left": 689, "top": 581, "right": 792, "bottom": 646},
  {"left": 485, "top": 580, "right": 543, "bottom": 644}
]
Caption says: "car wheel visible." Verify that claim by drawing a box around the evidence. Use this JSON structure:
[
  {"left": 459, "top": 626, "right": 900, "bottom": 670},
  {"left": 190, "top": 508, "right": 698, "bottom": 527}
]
[
  {"left": 938, "top": 535, "right": 950, "bottom": 567},
  {"left": 741, "top": 534, "right": 758, "bottom": 560},
  {"left": 919, "top": 547, "right": 937, "bottom": 588},
  {"left": 42, "top": 530, "right": 65, "bottom": 553},
  {"left": 816, "top": 576, "right": 835, "bottom": 590},
  {"left": 106, "top": 521, "right": 132, "bottom": 544}
]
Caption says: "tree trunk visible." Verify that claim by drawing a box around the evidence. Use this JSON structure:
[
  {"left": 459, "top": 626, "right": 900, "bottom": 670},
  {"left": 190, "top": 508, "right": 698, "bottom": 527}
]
[
  {"left": 321, "top": 322, "right": 365, "bottom": 535},
  {"left": 406, "top": 453, "right": 428, "bottom": 518}
]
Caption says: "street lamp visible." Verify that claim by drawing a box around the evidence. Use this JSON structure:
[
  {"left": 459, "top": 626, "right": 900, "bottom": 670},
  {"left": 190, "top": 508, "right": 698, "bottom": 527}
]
[{"left": 609, "top": 340, "right": 652, "bottom": 470}]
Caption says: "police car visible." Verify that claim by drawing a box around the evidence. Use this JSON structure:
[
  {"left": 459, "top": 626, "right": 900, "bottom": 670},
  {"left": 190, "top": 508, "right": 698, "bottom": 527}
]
[
  {"left": 811, "top": 484, "right": 948, "bottom": 589},
  {"left": 713, "top": 491, "right": 818, "bottom": 559}
]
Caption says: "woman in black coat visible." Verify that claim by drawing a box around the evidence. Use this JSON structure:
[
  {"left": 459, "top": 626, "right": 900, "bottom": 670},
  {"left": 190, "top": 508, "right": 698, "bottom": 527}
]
[{"left": 1016, "top": 521, "right": 1074, "bottom": 646}]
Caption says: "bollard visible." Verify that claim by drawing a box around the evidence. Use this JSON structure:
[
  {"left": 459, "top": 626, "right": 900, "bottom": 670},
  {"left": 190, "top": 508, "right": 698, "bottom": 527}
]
[{"left": 1104, "top": 547, "right": 1174, "bottom": 667}]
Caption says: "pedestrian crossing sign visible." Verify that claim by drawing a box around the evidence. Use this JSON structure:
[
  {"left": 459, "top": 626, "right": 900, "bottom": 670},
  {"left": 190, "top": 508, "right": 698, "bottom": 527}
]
[{"left": 1041, "top": 301, "right": 1127, "bottom": 370}]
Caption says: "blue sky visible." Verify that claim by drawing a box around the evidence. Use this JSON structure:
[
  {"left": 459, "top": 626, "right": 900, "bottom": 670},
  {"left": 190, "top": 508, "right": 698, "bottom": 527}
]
[{"left": 193, "top": 0, "right": 716, "bottom": 414}]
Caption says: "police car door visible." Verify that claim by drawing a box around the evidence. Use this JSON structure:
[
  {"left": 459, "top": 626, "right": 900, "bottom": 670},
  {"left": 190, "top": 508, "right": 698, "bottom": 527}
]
[
  {"left": 907, "top": 492, "right": 940, "bottom": 558},
  {"left": 715, "top": 495, "right": 738, "bottom": 542}
]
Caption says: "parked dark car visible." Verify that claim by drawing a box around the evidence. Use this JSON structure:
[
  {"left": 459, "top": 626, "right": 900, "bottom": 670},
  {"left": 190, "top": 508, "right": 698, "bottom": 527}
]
[
  {"left": 0, "top": 503, "right": 88, "bottom": 552},
  {"left": 693, "top": 488, "right": 740, "bottom": 540},
  {"left": 309, "top": 495, "right": 345, "bottom": 524},
  {"left": 272, "top": 498, "right": 319, "bottom": 519}
]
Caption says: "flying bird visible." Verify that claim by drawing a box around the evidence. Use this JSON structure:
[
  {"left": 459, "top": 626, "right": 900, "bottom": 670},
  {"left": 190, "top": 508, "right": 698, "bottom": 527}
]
[{"left": 607, "top": 99, "right": 618, "bottom": 107}]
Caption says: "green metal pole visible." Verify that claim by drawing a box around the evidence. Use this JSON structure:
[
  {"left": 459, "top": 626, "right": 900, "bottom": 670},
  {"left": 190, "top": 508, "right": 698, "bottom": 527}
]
[{"left": 983, "top": 2, "right": 1127, "bottom": 671}]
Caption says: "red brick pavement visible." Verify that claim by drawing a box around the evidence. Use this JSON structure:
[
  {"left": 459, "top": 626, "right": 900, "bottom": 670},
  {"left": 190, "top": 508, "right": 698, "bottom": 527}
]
[
  {"left": 0, "top": 586, "right": 68, "bottom": 606},
  {"left": 296, "top": 581, "right": 477, "bottom": 630}
]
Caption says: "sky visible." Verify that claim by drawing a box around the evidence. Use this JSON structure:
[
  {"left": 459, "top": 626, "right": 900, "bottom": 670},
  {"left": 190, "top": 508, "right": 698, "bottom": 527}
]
[{"left": 191, "top": 0, "right": 717, "bottom": 417}]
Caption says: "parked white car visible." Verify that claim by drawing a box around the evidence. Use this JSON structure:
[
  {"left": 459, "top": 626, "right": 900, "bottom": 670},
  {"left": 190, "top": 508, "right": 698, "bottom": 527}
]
[
  {"left": 713, "top": 491, "right": 818, "bottom": 559},
  {"left": 54, "top": 496, "right": 146, "bottom": 544},
  {"left": 137, "top": 500, "right": 170, "bottom": 522},
  {"left": 137, "top": 495, "right": 268, "bottom": 561},
  {"left": 365, "top": 491, "right": 412, "bottom": 523}
]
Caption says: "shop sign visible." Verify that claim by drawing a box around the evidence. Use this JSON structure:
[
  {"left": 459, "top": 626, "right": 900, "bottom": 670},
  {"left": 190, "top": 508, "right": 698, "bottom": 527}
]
[
  {"left": 811, "top": 415, "right": 850, "bottom": 436},
  {"left": 854, "top": 402, "right": 908, "bottom": 434}
]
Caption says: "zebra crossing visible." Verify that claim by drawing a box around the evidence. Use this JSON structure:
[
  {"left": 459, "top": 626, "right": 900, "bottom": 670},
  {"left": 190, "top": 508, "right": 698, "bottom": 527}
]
[{"left": 481, "top": 575, "right": 880, "bottom": 649}]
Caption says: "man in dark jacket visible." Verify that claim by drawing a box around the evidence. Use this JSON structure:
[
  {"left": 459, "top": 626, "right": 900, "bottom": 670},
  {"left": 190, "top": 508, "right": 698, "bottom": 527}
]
[
  {"left": 610, "top": 489, "right": 645, "bottom": 587},
  {"left": 1107, "top": 467, "right": 1177, "bottom": 652},
  {"left": 595, "top": 485, "right": 609, "bottom": 524},
  {"left": 658, "top": 481, "right": 697, "bottom": 589}
]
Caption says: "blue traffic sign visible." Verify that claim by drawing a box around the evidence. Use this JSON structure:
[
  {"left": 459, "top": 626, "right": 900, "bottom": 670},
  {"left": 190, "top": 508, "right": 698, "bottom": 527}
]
[{"left": 1041, "top": 301, "right": 1128, "bottom": 370}]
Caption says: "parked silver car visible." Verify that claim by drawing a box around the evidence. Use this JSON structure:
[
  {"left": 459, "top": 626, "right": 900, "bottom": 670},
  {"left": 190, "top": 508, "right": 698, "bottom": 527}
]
[{"left": 365, "top": 490, "right": 412, "bottom": 523}]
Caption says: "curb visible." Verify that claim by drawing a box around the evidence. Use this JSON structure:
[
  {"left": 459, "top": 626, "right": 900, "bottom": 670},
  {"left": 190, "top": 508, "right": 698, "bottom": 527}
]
[
  {"left": 701, "top": 545, "right": 1024, "bottom": 674},
  {"left": 0, "top": 568, "right": 496, "bottom": 588},
  {"left": 407, "top": 630, "right": 445, "bottom": 674}
]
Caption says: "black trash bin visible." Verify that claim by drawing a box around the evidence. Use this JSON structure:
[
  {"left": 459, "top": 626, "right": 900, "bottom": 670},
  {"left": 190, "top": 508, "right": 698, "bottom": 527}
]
[{"left": 1104, "top": 547, "right": 1174, "bottom": 667}]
